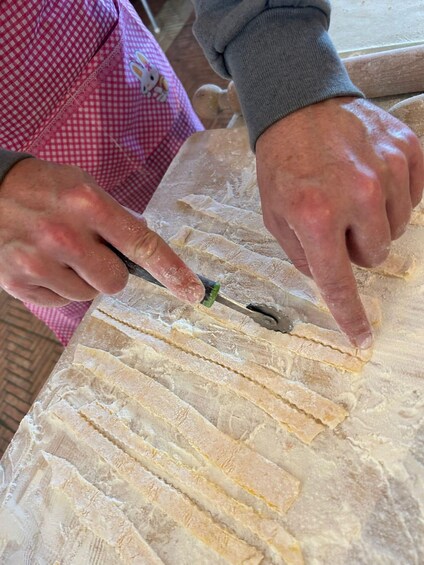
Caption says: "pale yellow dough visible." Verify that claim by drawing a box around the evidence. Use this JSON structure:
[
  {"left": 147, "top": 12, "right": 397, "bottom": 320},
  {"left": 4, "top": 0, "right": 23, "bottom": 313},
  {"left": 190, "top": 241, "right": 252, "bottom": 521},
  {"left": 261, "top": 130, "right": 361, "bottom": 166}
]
[
  {"left": 81, "top": 401, "right": 304, "bottom": 565},
  {"left": 44, "top": 452, "right": 164, "bottom": 565},
  {"left": 72, "top": 345, "right": 300, "bottom": 515},
  {"left": 51, "top": 400, "right": 263, "bottom": 565},
  {"left": 93, "top": 309, "right": 324, "bottom": 444},
  {"left": 95, "top": 304, "right": 347, "bottom": 432}
]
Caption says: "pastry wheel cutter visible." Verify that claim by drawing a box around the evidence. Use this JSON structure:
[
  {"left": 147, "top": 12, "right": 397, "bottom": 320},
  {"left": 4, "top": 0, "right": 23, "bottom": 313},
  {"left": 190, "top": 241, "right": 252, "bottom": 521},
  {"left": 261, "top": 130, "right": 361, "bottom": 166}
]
[{"left": 111, "top": 247, "right": 293, "bottom": 334}]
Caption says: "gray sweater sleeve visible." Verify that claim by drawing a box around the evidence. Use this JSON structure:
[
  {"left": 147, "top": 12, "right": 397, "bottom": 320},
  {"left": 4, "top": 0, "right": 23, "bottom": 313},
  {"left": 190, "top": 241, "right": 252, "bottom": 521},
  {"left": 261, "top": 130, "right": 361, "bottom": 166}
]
[
  {"left": 192, "top": 1, "right": 363, "bottom": 148},
  {"left": 0, "top": 149, "right": 34, "bottom": 184}
]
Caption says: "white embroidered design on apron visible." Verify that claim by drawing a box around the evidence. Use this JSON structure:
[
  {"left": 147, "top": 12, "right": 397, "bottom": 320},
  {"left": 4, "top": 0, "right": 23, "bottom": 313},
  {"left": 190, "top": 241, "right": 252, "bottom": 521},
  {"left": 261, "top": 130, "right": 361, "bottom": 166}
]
[{"left": 130, "top": 51, "right": 169, "bottom": 102}]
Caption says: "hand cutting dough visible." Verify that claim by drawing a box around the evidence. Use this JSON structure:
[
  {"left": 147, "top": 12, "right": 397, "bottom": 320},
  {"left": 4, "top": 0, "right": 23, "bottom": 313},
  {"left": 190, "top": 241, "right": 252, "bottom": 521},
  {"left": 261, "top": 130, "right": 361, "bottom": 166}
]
[{"left": 169, "top": 226, "right": 381, "bottom": 333}]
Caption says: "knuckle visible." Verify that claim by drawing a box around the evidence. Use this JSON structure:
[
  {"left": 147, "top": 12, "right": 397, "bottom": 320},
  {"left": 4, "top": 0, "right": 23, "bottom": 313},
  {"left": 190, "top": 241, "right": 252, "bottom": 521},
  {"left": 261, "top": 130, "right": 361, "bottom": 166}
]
[
  {"left": 132, "top": 228, "right": 160, "bottom": 262},
  {"left": 387, "top": 150, "right": 408, "bottom": 177},
  {"left": 64, "top": 182, "right": 104, "bottom": 213},
  {"left": 402, "top": 127, "right": 420, "bottom": 148},
  {"left": 355, "top": 174, "right": 383, "bottom": 207},
  {"left": 11, "top": 249, "right": 45, "bottom": 280},
  {"left": 299, "top": 204, "right": 334, "bottom": 238},
  {"left": 390, "top": 128, "right": 420, "bottom": 161},
  {"left": 37, "top": 220, "right": 85, "bottom": 259}
]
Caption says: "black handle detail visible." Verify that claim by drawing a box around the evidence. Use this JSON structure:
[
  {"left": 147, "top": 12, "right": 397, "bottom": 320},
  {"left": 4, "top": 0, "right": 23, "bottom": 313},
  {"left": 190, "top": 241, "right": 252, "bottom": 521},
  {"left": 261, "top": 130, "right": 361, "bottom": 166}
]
[{"left": 108, "top": 244, "right": 220, "bottom": 307}]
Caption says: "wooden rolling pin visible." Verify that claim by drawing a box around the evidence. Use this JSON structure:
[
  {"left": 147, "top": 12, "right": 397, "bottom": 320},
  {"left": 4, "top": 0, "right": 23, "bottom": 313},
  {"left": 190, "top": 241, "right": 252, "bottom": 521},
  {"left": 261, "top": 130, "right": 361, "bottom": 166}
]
[
  {"left": 389, "top": 93, "right": 424, "bottom": 138},
  {"left": 345, "top": 44, "right": 424, "bottom": 99},
  {"left": 194, "top": 44, "right": 424, "bottom": 120}
]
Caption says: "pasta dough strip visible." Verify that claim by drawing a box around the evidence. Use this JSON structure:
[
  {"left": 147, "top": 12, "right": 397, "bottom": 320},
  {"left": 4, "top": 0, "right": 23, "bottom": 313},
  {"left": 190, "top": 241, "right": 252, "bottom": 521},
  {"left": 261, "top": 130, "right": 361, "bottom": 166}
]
[
  {"left": 73, "top": 345, "right": 300, "bottom": 514},
  {"left": 179, "top": 196, "right": 416, "bottom": 280},
  {"left": 95, "top": 305, "right": 346, "bottom": 431},
  {"left": 92, "top": 310, "right": 323, "bottom": 443},
  {"left": 101, "top": 289, "right": 366, "bottom": 373},
  {"left": 170, "top": 226, "right": 321, "bottom": 306},
  {"left": 50, "top": 400, "right": 263, "bottom": 565},
  {"left": 178, "top": 194, "right": 274, "bottom": 242},
  {"left": 194, "top": 302, "right": 370, "bottom": 372},
  {"left": 43, "top": 452, "right": 164, "bottom": 565},
  {"left": 81, "top": 401, "right": 304, "bottom": 565}
]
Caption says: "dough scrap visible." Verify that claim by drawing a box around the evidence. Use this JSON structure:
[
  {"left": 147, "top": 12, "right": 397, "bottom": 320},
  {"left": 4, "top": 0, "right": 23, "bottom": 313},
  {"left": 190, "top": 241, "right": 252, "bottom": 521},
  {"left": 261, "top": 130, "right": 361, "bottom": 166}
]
[
  {"left": 81, "top": 401, "right": 304, "bottom": 565},
  {"left": 44, "top": 452, "right": 164, "bottom": 565},
  {"left": 361, "top": 252, "right": 416, "bottom": 279},
  {"left": 72, "top": 345, "right": 300, "bottom": 515},
  {"left": 50, "top": 400, "right": 263, "bottom": 565}
]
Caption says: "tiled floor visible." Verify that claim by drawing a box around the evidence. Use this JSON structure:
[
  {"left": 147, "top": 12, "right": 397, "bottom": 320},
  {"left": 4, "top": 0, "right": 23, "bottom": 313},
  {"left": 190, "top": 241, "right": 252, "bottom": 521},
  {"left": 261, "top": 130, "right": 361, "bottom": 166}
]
[{"left": 0, "top": 0, "right": 231, "bottom": 457}]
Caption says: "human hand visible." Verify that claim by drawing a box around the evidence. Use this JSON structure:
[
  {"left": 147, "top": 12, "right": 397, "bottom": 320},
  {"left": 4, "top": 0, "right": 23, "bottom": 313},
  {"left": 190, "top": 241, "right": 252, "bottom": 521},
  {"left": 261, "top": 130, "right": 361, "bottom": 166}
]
[
  {"left": 256, "top": 97, "right": 424, "bottom": 348},
  {"left": 0, "top": 158, "right": 205, "bottom": 307}
]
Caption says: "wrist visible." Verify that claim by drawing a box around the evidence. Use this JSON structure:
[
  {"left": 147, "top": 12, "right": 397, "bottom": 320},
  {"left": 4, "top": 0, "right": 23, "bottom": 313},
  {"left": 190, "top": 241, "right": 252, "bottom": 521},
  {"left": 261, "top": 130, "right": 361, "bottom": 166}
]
[{"left": 224, "top": 7, "right": 363, "bottom": 151}]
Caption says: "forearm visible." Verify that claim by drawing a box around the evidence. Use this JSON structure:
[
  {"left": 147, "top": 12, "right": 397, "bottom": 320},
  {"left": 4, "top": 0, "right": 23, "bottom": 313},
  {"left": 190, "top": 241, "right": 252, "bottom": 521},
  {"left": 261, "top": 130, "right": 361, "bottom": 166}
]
[
  {"left": 192, "top": 1, "right": 363, "bottom": 148},
  {"left": 0, "top": 149, "right": 34, "bottom": 183}
]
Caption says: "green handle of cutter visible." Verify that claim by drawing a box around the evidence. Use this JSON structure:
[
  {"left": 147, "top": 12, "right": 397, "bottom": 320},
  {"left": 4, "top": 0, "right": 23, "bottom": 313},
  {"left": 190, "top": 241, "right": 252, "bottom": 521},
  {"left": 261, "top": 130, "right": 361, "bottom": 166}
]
[{"left": 109, "top": 244, "right": 220, "bottom": 307}]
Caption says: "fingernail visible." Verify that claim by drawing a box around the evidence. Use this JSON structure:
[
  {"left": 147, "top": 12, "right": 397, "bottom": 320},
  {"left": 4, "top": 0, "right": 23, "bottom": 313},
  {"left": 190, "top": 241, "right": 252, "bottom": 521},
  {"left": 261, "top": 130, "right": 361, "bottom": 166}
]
[
  {"left": 355, "top": 332, "right": 374, "bottom": 350},
  {"left": 183, "top": 280, "right": 205, "bottom": 304}
]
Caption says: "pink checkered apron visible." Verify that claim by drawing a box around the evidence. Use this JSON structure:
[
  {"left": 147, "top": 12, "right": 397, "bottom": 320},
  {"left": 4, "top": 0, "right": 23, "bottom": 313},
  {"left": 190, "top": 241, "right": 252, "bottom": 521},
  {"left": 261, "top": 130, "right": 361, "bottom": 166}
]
[{"left": 0, "top": 0, "right": 203, "bottom": 344}]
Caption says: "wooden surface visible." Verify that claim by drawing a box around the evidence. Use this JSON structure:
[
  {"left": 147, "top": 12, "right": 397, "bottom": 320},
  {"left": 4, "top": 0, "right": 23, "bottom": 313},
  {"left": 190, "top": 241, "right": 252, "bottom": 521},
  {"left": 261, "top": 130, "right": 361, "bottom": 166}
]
[
  {"left": 0, "top": 295, "right": 64, "bottom": 457},
  {"left": 330, "top": 0, "right": 424, "bottom": 54}
]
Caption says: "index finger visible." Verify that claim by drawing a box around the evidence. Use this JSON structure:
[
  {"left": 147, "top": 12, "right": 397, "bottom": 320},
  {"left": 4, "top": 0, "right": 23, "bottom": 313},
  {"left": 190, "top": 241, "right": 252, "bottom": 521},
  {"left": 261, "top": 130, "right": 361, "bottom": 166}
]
[
  {"left": 96, "top": 197, "right": 205, "bottom": 304},
  {"left": 300, "top": 228, "right": 373, "bottom": 349}
]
